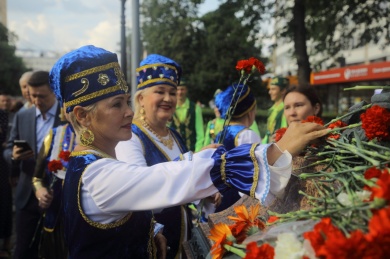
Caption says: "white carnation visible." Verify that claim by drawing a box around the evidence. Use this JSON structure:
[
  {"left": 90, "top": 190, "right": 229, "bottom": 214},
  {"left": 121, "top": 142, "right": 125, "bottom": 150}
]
[
  {"left": 337, "top": 191, "right": 372, "bottom": 207},
  {"left": 356, "top": 190, "right": 371, "bottom": 201},
  {"left": 274, "top": 233, "right": 305, "bottom": 259},
  {"left": 337, "top": 192, "right": 351, "bottom": 206}
]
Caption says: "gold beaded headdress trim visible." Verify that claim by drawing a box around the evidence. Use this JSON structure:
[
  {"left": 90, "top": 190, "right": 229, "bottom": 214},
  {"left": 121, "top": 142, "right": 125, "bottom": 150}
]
[
  {"left": 63, "top": 61, "right": 129, "bottom": 109},
  {"left": 136, "top": 63, "right": 179, "bottom": 90},
  {"left": 64, "top": 84, "right": 125, "bottom": 109},
  {"left": 65, "top": 62, "right": 119, "bottom": 82},
  {"left": 135, "top": 63, "right": 178, "bottom": 73},
  {"left": 137, "top": 78, "right": 177, "bottom": 89}
]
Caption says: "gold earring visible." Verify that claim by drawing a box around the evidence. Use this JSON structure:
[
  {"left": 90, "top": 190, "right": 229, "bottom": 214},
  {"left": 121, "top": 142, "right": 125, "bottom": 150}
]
[
  {"left": 80, "top": 128, "right": 94, "bottom": 146},
  {"left": 140, "top": 107, "right": 145, "bottom": 120}
]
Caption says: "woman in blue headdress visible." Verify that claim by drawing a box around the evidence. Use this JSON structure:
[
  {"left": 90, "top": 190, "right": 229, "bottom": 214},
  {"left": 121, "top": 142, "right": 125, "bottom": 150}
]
[
  {"left": 214, "top": 84, "right": 264, "bottom": 211},
  {"left": 50, "top": 45, "right": 329, "bottom": 259},
  {"left": 115, "top": 54, "right": 221, "bottom": 259}
]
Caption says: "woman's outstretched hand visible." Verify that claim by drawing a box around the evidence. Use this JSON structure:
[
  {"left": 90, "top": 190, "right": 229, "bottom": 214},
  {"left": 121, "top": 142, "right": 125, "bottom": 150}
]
[
  {"left": 267, "top": 122, "right": 330, "bottom": 165},
  {"left": 277, "top": 122, "right": 329, "bottom": 156}
]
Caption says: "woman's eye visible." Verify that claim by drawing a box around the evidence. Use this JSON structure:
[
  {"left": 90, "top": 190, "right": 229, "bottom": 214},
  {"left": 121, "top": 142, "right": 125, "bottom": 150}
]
[{"left": 127, "top": 101, "right": 132, "bottom": 107}]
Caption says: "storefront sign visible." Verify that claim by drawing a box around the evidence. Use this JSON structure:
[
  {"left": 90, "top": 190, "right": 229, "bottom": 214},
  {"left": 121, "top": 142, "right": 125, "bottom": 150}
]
[{"left": 310, "top": 61, "right": 390, "bottom": 85}]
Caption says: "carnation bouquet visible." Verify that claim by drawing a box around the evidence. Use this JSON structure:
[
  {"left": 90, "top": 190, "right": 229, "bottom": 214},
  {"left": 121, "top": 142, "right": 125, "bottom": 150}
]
[
  {"left": 47, "top": 149, "right": 70, "bottom": 185},
  {"left": 218, "top": 57, "right": 265, "bottom": 143},
  {"left": 208, "top": 87, "right": 390, "bottom": 259}
]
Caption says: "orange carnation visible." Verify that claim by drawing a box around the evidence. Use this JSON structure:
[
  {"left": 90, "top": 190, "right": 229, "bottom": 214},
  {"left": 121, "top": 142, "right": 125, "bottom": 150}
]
[
  {"left": 228, "top": 204, "right": 265, "bottom": 243},
  {"left": 209, "top": 223, "right": 235, "bottom": 259}
]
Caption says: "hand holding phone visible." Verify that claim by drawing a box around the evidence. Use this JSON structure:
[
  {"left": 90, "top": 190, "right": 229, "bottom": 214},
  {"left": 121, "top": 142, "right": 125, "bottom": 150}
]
[
  {"left": 13, "top": 140, "right": 34, "bottom": 160},
  {"left": 13, "top": 140, "right": 33, "bottom": 152}
]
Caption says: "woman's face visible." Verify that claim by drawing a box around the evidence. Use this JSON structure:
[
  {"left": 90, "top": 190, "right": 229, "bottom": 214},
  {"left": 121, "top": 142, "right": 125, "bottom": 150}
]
[
  {"left": 89, "top": 94, "right": 134, "bottom": 144},
  {"left": 284, "top": 92, "right": 319, "bottom": 125},
  {"left": 138, "top": 84, "right": 177, "bottom": 125}
]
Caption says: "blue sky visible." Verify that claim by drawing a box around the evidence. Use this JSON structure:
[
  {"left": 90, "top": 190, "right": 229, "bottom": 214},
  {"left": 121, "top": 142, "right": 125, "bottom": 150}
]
[{"left": 7, "top": 0, "right": 220, "bottom": 56}]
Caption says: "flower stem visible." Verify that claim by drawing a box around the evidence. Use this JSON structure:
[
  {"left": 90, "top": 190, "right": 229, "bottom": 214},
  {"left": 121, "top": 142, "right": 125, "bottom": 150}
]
[
  {"left": 223, "top": 244, "right": 246, "bottom": 258},
  {"left": 324, "top": 104, "right": 371, "bottom": 127},
  {"left": 327, "top": 122, "right": 362, "bottom": 133}
]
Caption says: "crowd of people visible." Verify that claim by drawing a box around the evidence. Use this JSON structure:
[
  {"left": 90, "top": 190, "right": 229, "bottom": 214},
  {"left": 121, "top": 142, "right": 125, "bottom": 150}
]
[{"left": 0, "top": 45, "right": 331, "bottom": 259}]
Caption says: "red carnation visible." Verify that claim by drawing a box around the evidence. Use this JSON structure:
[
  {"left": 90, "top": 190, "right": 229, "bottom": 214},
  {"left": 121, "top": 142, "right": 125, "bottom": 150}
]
[
  {"left": 236, "top": 57, "right": 265, "bottom": 75},
  {"left": 247, "top": 57, "right": 265, "bottom": 74},
  {"left": 365, "top": 206, "right": 390, "bottom": 257},
  {"left": 48, "top": 160, "right": 63, "bottom": 173},
  {"left": 328, "top": 120, "right": 347, "bottom": 129},
  {"left": 364, "top": 167, "right": 382, "bottom": 180},
  {"left": 275, "top": 127, "right": 287, "bottom": 142},
  {"left": 59, "top": 150, "right": 71, "bottom": 161},
  {"left": 360, "top": 105, "right": 390, "bottom": 141},
  {"left": 236, "top": 60, "right": 252, "bottom": 74},
  {"left": 368, "top": 169, "right": 390, "bottom": 203},
  {"left": 302, "top": 116, "right": 324, "bottom": 125},
  {"left": 244, "top": 242, "right": 274, "bottom": 259}
]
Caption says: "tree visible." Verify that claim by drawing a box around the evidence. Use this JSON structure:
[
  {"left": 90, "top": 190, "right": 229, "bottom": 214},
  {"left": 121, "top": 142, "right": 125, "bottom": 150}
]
[
  {"left": 271, "top": 0, "right": 389, "bottom": 85},
  {"left": 140, "top": 0, "right": 203, "bottom": 77},
  {"left": 305, "top": 0, "right": 389, "bottom": 63},
  {"left": 0, "top": 24, "right": 27, "bottom": 95},
  {"left": 193, "top": 0, "right": 268, "bottom": 102},
  {"left": 140, "top": 0, "right": 269, "bottom": 104}
]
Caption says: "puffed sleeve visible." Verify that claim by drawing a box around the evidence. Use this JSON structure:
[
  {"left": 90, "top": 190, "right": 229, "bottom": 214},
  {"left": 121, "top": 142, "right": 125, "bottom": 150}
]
[
  {"left": 82, "top": 143, "right": 291, "bottom": 222},
  {"left": 115, "top": 135, "right": 147, "bottom": 166}
]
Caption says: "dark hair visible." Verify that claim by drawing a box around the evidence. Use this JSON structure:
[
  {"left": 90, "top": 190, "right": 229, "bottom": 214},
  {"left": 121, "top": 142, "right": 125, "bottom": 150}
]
[
  {"left": 28, "top": 71, "right": 50, "bottom": 87},
  {"left": 283, "top": 85, "right": 323, "bottom": 117},
  {"left": 10, "top": 100, "right": 24, "bottom": 113}
]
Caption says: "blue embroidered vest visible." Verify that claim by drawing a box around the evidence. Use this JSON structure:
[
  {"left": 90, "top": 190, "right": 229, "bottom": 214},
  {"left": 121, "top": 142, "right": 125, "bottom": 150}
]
[
  {"left": 214, "top": 125, "right": 247, "bottom": 212},
  {"left": 44, "top": 124, "right": 76, "bottom": 231},
  {"left": 132, "top": 122, "right": 190, "bottom": 259},
  {"left": 63, "top": 152, "right": 155, "bottom": 259}
]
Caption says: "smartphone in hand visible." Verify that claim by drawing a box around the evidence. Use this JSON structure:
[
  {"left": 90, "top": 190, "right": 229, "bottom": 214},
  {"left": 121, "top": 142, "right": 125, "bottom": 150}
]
[{"left": 13, "top": 140, "right": 33, "bottom": 152}]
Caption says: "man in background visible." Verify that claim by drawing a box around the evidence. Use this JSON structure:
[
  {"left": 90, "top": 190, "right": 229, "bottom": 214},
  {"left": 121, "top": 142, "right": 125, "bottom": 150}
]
[
  {"left": 171, "top": 80, "right": 204, "bottom": 152},
  {"left": 0, "top": 93, "right": 11, "bottom": 112},
  {"left": 3, "top": 71, "right": 62, "bottom": 259},
  {"left": 262, "top": 76, "right": 289, "bottom": 144},
  {"left": 19, "top": 71, "right": 34, "bottom": 110}
]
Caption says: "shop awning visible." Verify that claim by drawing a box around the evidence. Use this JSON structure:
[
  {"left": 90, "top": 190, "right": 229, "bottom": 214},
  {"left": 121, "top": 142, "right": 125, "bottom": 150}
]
[{"left": 310, "top": 61, "right": 390, "bottom": 85}]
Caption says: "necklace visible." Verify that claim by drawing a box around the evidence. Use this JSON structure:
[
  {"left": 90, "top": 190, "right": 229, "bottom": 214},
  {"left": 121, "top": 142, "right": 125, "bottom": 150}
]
[
  {"left": 79, "top": 144, "right": 115, "bottom": 159},
  {"left": 141, "top": 119, "right": 174, "bottom": 150}
]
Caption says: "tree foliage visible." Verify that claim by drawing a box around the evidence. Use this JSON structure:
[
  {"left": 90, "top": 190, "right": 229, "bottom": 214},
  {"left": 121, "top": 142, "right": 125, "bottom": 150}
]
[
  {"left": 305, "top": 0, "right": 389, "bottom": 60},
  {"left": 0, "top": 24, "right": 27, "bottom": 95},
  {"left": 271, "top": 0, "right": 389, "bottom": 83},
  {"left": 140, "top": 0, "right": 269, "bottom": 104}
]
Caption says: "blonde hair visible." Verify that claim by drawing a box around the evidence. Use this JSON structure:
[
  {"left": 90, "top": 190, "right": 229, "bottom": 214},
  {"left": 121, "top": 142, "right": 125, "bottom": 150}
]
[
  {"left": 67, "top": 103, "right": 97, "bottom": 134},
  {"left": 133, "top": 88, "right": 152, "bottom": 120}
]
